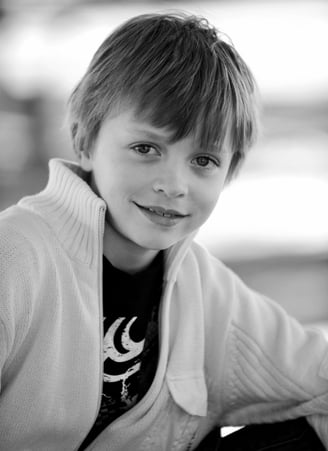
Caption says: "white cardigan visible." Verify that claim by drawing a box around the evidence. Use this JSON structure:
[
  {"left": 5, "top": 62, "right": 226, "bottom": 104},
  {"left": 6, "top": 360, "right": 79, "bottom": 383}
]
[{"left": 1, "top": 158, "right": 328, "bottom": 451}]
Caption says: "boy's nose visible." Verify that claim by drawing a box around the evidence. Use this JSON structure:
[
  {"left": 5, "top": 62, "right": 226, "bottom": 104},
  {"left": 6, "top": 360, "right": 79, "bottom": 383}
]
[{"left": 152, "top": 173, "right": 188, "bottom": 198}]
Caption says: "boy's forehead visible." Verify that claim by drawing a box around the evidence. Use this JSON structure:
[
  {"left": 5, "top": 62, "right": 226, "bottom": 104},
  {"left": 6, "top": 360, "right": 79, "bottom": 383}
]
[{"left": 129, "top": 112, "right": 174, "bottom": 139}]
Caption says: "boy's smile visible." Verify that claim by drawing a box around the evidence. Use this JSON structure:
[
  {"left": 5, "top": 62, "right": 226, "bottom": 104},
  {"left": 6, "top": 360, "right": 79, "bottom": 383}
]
[
  {"left": 80, "top": 108, "right": 232, "bottom": 272},
  {"left": 135, "top": 202, "right": 189, "bottom": 226}
]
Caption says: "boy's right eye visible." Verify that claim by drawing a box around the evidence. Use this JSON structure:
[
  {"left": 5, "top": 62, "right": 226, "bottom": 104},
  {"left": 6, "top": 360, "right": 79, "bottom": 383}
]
[{"left": 131, "top": 144, "right": 159, "bottom": 155}]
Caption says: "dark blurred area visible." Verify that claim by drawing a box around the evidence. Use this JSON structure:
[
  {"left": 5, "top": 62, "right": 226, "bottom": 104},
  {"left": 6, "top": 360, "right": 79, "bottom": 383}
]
[{"left": 0, "top": 0, "right": 328, "bottom": 326}]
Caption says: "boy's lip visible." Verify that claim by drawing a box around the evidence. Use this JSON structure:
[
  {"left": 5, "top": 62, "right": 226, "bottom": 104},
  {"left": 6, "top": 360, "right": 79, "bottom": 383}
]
[{"left": 134, "top": 202, "right": 188, "bottom": 218}]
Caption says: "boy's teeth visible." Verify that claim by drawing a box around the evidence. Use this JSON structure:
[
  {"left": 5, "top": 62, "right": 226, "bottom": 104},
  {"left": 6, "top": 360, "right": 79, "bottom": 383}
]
[{"left": 148, "top": 207, "right": 173, "bottom": 217}]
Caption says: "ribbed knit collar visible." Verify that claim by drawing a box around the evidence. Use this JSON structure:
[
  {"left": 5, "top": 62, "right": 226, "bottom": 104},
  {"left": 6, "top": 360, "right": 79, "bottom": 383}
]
[{"left": 19, "top": 159, "right": 106, "bottom": 267}]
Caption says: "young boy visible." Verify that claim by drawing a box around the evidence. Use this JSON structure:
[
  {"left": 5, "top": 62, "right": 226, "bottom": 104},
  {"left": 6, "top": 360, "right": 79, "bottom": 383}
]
[{"left": 0, "top": 12, "right": 327, "bottom": 451}]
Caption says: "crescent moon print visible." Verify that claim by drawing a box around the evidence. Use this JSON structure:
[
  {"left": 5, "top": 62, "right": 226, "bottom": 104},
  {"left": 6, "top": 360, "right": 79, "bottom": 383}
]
[
  {"left": 103, "top": 316, "right": 145, "bottom": 385},
  {"left": 104, "top": 317, "right": 145, "bottom": 362}
]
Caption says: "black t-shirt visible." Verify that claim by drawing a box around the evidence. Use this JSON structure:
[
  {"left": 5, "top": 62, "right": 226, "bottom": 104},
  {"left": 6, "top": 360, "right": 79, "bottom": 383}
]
[{"left": 79, "top": 251, "right": 164, "bottom": 450}]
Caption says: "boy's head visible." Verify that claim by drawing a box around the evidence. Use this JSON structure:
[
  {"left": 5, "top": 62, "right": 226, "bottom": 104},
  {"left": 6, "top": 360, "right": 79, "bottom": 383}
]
[{"left": 68, "top": 12, "right": 259, "bottom": 181}]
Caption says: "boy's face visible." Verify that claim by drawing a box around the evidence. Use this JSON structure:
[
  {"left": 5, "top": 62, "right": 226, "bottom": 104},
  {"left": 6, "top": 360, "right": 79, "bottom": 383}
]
[{"left": 81, "top": 108, "right": 232, "bottom": 266}]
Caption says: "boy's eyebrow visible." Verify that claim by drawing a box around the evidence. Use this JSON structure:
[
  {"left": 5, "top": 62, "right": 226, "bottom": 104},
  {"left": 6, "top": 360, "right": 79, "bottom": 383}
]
[
  {"left": 201, "top": 143, "right": 230, "bottom": 156},
  {"left": 129, "top": 126, "right": 173, "bottom": 143}
]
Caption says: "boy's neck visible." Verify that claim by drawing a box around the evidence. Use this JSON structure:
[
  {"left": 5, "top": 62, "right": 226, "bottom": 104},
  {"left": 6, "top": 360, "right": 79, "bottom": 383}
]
[{"left": 103, "top": 221, "right": 159, "bottom": 275}]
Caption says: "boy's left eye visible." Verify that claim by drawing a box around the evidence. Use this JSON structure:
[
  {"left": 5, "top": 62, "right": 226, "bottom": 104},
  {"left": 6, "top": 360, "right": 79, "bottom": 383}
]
[{"left": 192, "top": 155, "right": 220, "bottom": 169}]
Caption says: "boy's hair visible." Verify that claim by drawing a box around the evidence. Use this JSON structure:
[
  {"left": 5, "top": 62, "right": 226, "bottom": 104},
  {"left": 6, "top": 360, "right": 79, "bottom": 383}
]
[{"left": 68, "top": 12, "right": 259, "bottom": 179}]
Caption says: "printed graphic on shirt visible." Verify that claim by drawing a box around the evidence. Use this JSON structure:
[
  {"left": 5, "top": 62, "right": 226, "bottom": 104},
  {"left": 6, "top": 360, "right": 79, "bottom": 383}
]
[
  {"left": 104, "top": 316, "right": 144, "bottom": 386},
  {"left": 101, "top": 315, "right": 148, "bottom": 415},
  {"left": 79, "top": 306, "right": 159, "bottom": 451}
]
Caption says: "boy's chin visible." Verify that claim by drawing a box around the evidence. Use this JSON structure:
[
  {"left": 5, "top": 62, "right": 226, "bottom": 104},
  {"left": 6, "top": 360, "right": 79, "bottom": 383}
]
[
  {"left": 135, "top": 234, "right": 188, "bottom": 252},
  {"left": 137, "top": 239, "right": 175, "bottom": 252}
]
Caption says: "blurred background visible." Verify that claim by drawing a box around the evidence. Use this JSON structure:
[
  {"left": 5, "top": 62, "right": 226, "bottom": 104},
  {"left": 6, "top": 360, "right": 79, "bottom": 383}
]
[{"left": 0, "top": 0, "right": 327, "bottom": 326}]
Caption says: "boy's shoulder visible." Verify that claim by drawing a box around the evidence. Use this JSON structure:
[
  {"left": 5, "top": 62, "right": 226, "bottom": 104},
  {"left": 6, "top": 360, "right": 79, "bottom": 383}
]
[
  {"left": 0, "top": 201, "right": 47, "bottom": 267},
  {"left": 189, "top": 239, "right": 231, "bottom": 275},
  {"left": 180, "top": 239, "right": 239, "bottom": 294},
  {"left": 0, "top": 200, "right": 42, "bottom": 236}
]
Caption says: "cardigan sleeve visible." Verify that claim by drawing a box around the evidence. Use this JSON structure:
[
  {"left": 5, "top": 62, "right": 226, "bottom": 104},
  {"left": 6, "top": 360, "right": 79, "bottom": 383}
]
[
  {"left": 195, "top": 246, "right": 328, "bottom": 445},
  {"left": 0, "top": 219, "right": 35, "bottom": 390}
]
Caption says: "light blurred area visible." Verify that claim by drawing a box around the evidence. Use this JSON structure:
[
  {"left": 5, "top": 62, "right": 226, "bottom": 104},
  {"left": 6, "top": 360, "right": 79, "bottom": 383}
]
[{"left": 0, "top": 0, "right": 328, "bottom": 325}]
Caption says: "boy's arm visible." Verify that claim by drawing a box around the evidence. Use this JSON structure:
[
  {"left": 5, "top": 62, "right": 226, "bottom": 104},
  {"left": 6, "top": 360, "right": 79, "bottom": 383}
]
[{"left": 199, "top": 250, "right": 328, "bottom": 438}]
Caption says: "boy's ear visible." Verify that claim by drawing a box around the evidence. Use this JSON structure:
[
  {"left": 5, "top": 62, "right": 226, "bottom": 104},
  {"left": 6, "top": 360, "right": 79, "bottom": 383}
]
[{"left": 80, "top": 150, "right": 93, "bottom": 172}]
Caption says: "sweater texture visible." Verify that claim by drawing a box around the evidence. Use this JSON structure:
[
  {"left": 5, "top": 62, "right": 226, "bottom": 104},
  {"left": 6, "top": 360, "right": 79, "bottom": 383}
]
[{"left": 1, "top": 159, "right": 328, "bottom": 450}]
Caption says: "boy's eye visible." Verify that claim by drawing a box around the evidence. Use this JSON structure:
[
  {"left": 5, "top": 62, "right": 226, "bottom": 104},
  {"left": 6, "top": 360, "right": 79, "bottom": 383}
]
[
  {"left": 192, "top": 155, "right": 220, "bottom": 170},
  {"left": 131, "top": 144, "right": 158, "bottom": 155}
]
